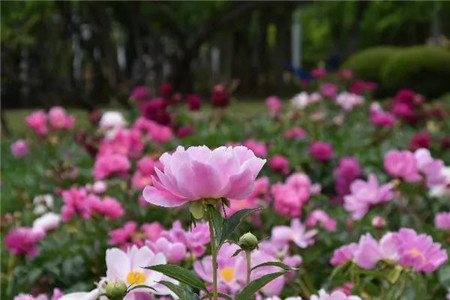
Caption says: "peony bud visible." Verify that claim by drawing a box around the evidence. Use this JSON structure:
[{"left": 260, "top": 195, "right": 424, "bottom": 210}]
[
  {"left": 372, "top": 216, "right": 386, "bottom": 229},
  {"left": 105, "top": 279, "right": 127, "bottom": 300},
  {"left": 239, "top": 232, "right": 259, "bottom": 251}
]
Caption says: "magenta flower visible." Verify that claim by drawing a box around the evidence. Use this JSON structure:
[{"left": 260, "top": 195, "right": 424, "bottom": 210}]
[
  {"left": 395, "top": 228, "right": 448, "bottom": 272},
  {"left": 61, "top": 187, "right": 90, "bottom": 222},
  {"left": 330, "top": 243, "right": 358, "bottom": 266},
  {"left": 369, "top": 103, "right": 396, "bottom": 127},
  {"left": 188, "top": 94, "right": 202, "bottom": 111},
  {"left": 284, "top": 127, "right": 306, "bottom": 140},
  {"left": 211, "top": 84, "right": 230, "bottom": 108},
  {"left": 98, "top": 128, "right": 144, "bottom": 158},
  {"left": 320, "top": 83, "right": 337, "bottom": 99},
  {"left": 11, "top": 140, "right": 29, "bottom": 157},
  {"left": 269, "top": 155, "right": 289, "bottom": 174},
  {"left": 25, "top": 110, "right": 48, "bottom": 136},
  {"left": 143, "top": 146, "right": 266, "bottom": 207},
  {"left": 410, "top": 132, "right": 431, "bottom": 151},
  {"left": 272, "top": 219, "right": 317, "bottom": 248},
  {"left": 272, "top": 173, "right": 311, "bottom": 217},
  {"left": 384, "top": 150, "right": 421, "bottom": 182},
  {"left": 349, "top": 80, "right": 377, "bottom": 95},
  {"left": 309, "top": 142, "right": 334, "bottom": 162},
  {"left": 311, "top": 68, "right": 327, "bottom": 78},
  {"left": 88, "top": 196, "right": 124, "bottom": 219},
  {"left": 243, "top": 139, "right": 268, "bottom": 158},
  {"left": 435, "top": 212, "right": 450, "bottom": 230},
  {"left": 130, "top": 86, "right": 149, "bottom": 101},
  {"left": 4, "top": 227, "right": 45, "bottom": 257},
  {"left": 344, "top": 174, "right": 393, "bottom": 219},
  {"left": 266, "top": 96, "right": 282, "bottom": 115},
  {"left": 93, "top": 153, "right": 130, "bottom": 180},
  {"left": 48, "top": 106, "right": 75, "bottom": 130},
  {"left": 109, "top": 221, "right": 138, "bottom": 246},
  {"left": 333, "top": 157, "right": 362, "bottom": 196}
]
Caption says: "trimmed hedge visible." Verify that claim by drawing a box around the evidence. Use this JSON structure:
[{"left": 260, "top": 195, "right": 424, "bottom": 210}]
[
  {"left": 342, "top": 46, "right": 401, "bottom": 82},
  {"left": 343, "top": 46, "right": 450, "bottom": 97}
]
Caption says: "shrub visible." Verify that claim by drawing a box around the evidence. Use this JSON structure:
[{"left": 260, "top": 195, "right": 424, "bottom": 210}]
[{"left": 381, "top": 46, "right": 450, "bottom": 98}]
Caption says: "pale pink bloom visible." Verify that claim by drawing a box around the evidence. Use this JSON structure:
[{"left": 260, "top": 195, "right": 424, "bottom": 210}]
[
  {"left": 309, "top": 92, "right": 322, "bottom": 103},
  {"left": 25, "top": 110, "right": 48, "bottom": 136},
  {"left": 394, "top": 228, "right": 448, "bottom": 272},
  {"left": 291, "top": 92, "right": 316, "bottom": 110},
  {"left": 330, "top": 243, "right": 358, "bottom": 266},
  {"left": 384, "top": 150, "right": 421, "bottom": 182},
  {"left": 140, "top": 222, "right": 165, "bottom": 242},
  {"left": 284, "top": 127, "right": 306, "bottom": 140},
  {"left": 306, "top": 210, "right": 336, "bottom": 232},
  {"left": 132, "top": 171, "right": 153, "bottom": 189},
  {"left": 226, "top": 176, "right": 270, "bottom": 215},
  {"left": 48, "top": 106, "right": 75, "bottom": 129},
  {"left": 371, "top": 216, "right": 385, "bottom": 228},
  {"left": 105, "top": 245, "right": 175, "bottom": 297},
  {"left": 266, "top": 96, "right": 282, "bottom": 115},
  {"left": 93, "top": 153, "right": 130, "bottom": 180},
  {"left": 335, "top": 92, "right": 364, "bottom": 111},
  {"left": 309, "top": 142, "right": 333, "bottom": 162},
  {"left": 269, "top": 155, "right": 289, "bottom": 174},
  {"left": 321, "top": 83, "right": 337, "bottom": 99},
  {"left": 143, "top": 146, "right": 266, "bottom": 207},
  {"left": 4, "top": 227, "right": 45, "bottom": 257},
  {"left": 243, "top": 139, "right": 268, "bottom": 157},
  {"left": 344, "top": 174, "right": 393, "bottom": 220},
  {"left": 11, "top": 140, "right": 29, "bottom": 157},
  {"left": 99, "top": 111, "right": 126, "bottom": 132},
  {"left": 334, "top": 157, "right": 362, "bottom": 197},
  {"left": 33, "top": 212, "right": 61, "bottom": 232},
  {"left": 354, "top": 234, "right": 384, "bottom": 269},
  {"left": 98, "top": 128, "right": 144, "bottom": 158},
  {"left": 272, "top": 219, "right": 317, "bottom": 248},
  {"left": 92, "top": 181, "right": 107, "bottom": 194},
  {"left": 310, "top": 289, "right": 361, "bottom": 300},
  {"left": 435, "top": 212, "right": 450, "bottom": 230},
  {"left": 146, "top": 237, "right": 187, "bottom": 264},
  {"left": 162, "top": 221, "right": 210, "bottom": 256},
  {"left": 414, "top": 148, "right": 446, "bottom": 187}
]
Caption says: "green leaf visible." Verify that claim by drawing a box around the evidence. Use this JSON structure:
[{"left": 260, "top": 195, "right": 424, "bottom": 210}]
[
  {"left": 201, "top": 292, "right": 233, "bottom": 300},
  {"left": 235, "top": 271, "right": 287, "bottom": 300},
  {"left": 207, "top": 204, "right": 224, "bottom": 245},
  {"left": 158, "top": 281, "right": 201, "bottom": 300},
  {"left": 251, "top": 261, "right": 296, "bottom": 272},
  {"left": 220, "top": 207, "right": 263, "bottom": 245},
  {"left": 145, "top": 265, "right": 207, "bottom": 291}
]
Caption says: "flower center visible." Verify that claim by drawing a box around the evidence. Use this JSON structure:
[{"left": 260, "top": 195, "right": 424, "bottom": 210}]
[
  {"left": 220, "top": 267, "right": 235, "bottom": 282},
  {"left": 409, "top": 248, "right": 427, "bottom": 263},
  {"left": 126, "top": 270, "right": 147, "bottom": 285}
]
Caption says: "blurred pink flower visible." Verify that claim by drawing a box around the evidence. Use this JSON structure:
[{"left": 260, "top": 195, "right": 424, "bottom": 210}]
[
  {"left": 266, "top": 96, "right": 282, "bottom": 115},
  {"left": 384, "top": 150, "right": 421, "bottom": 182},
  {"left": 93, "top": 153, "right": 131, "bottom": 180},
  {"left": 272, "top": 219, "right": 317, "bottom": 248},
  {"left": 88, "top": 196, "right": 124, "bottom": 219},
  {"left": 11, "top": 140, "right": 29, "bottom": 157},
  {"left": 311, "top": 68, "right": 327, "bottom": 78},
  {"left": 25, "top": 110, "right": 48, "bottom": 136},
  {"left": 306, "top": 210, "right": 337, "bottom": 232},
  {"left": 188, "top": 94, "right": 202, "bottom": 111},
  {"left": 162, "top": 221, "right": 210, "bottom": 256},
  {"left": 338, "top": 69, "right": 354, "bottom": 79},
  {"left": 211, "top": 84, "right": 230, "bottom": 108},
  {"left": 272, "top": 173, "right": 311, "bottom": 217},
  {"left": 284, "top": 127, "right": 306, "bottom": 140},
  {"left": 370, "top": 103, "right": 396, "bottom": 127},
  {"left": 371, "top": 216, "right": 386, "bottom": 228},
  {"left": 311, "top": 289, "right": 361, "bottom": 300},
  {"left": 130, "top": 86, "right": 149, "bottom": 101},
  {"left": 330, "top": 243, "right": 358, "bottom": 266},
  {"left": 146, "top": 237, "right": 187, "bottom": 264},
  {"left": 109, "top": 221, "right": 138, "bottom": 245},
  {"left": 61, "top": 187, "right": 90, "bottom": 222},
  {"left": 335, "top": 92, "right": 364, "bottom": 111},
  {"left": 410, "top": 132, "right": 431, "bottom": 151},
  {"left": 48, "top": 106, "right": 75, "bottom": 129},
  {"left": 321, "top": 83, "right": 337, "bottom": 99},
  {"left": 226, "top": 176, "right": 269, "bottom": 215},
  {"left": 309, "top": 141, "right": 334, "bottom": 162},
  {"left": 243, "top": 139, "right": 268, "bottom": 157},
  {"left": 344, "top": 174, "right": 393, "bottom": 219},
  {"left": 269, "top": 155, "right": 289, "bottom": 174},
  {"left": 414, "top": 148, "right": 446, "bottom": 187},
  {"left": 333, "top": 157, "right": 362, "bottom": 197},
  {"left": 4, "top": 227, "right": 45, "bottom": 257},
  {"left": 349, "top": 80, "right": 377, "bottom": 95},
  {"left": 435, "top": 212, "right": 450, "bottom": 230},
  {"left": 143, "top": 146, "right": 266, "bottom": 207}
]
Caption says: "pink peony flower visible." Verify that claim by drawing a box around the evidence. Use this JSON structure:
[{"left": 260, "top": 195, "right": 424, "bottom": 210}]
[
  {"left": 309, "top": 141, "right": 334, "bottom": 162},
  {"left": 338, "top": 69, "right": 354, "bottom": 79},
  {"left": 414, "top": 148, "right": 446, "bottom": 187},
  {"left": 33, "top": 212, "right": 61, "bottom": 232},
  {"left": 306, "top": 210, "right": 337, "bottom": 232},
  {"left": 330, "top": 243, "right": 358, "bottom": 266},
  {"left": 11, "top": 140, "right": 29, "bottom": 157},
  {"left": 188, "top": 94, "right": 202, "bottom": 111},
  {"left": 25, "top": 110, "right": 48, "bottom": 136},
  {"left": 333, "top": 157, "right": 362, "bottom": 196},
  {"left": 4, "top": 227, "right": 45, "bottom": 257},
  {"left": 410, "top": 132, "right": 431, "bottom": 151},
  {"left": 162, "top": 221, "right": 210, "bottom": 256},
  {"left": 269, "top": 155, "right": 289, "bottom": 174},
  {"left": 133, "top": 118, "right": 173, "bottom": 143},
  {"left": 320, "top": 83, "right": 337, "bottom": 99},
  {"left": 109, "top": 221, "right": 137, "bottom": 245},
  {"left": 89, "top": 196, "right": 124, "bottom": 219},
  {"left": 272, "top": 173, "right": 311, "bottom": 217},
  {"left": 130, "top": 86, "right": 149, "bottom": 101},
  {"left": 211, "top": 84, "right": 230, "bottom": 108},
  {"left": 335, "top": 92, "right": 364, "bottom": 111},
  {"left": 371, "top": 216, "right": 386, "bottom": 228},
  {"left": 93, "top": 153, "right": 131, "bottom": 180},
  {"left": 349, "top": 80, "right": 377, "bottom": 95},
  {"left": 140, "top": 222, "right": 165, "bottom": 242},
  {"left": 394, "top": 228, "right": 448, "bottom": 272},
  {"left": 146, "top": 237, "right": 187, "bottom": 264},
  {"left": 159, "top": 83, "right": 173, "bottom": 98},
  {"left": 243, "top": 139, "right": 267, "bottom": 157},
  {"left": 284, "top": 127, "right": 306, "bottom": 140},
  {"left": 143, "top": 145, "right": 266, "bottom": 207},
  {"left": 369, "top": 103, "right": 396, "bottom": 127},
  {"left": 344, "top": 174, "right": 393, "bottom": 219},
  {"left": 61, "top": 187, "right": 90, "bottom": 222},
  {"left": 310, "top": 289, "right": 361, "bottom": 300},
  {"left": 176, "top": 125, "right": 195, "bottom": 138},
  {"left": 266, "top": 96, "right": 282, "bottom": 115},
  {"left": 226, "top": 176, "right": 270, "bottom": 215},
  {"left": 98, "top": 128, "right": 144, "bottom": 158},
  {"left": 48, "top": 106, "right": 75, "bottom": 129},
  {"left": 384, "top": 150, "right": 421, "bottom": 182},
  {"left": 272, "top": 219, "right": 317, "bottom": 248},
  {"left": 311, "top": 68, "right": 327, "bottom": 78},
  {"left": 435, "top": 212, "right": 450, "bottom": 230}
]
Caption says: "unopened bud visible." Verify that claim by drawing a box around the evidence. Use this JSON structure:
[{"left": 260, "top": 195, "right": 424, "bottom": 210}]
[
  {"left": 239, "top": 232, "right": 258, "bottom": 251},
  {"left": 372, "top": 216, "right": 386, "bottom": 229},
  {"left": 105, "top": 279, "right": 127, "bottom": 300}
]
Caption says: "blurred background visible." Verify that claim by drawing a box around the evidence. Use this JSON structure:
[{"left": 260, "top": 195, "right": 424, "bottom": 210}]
[{"left": 2, "top": 1, "right": 450, "bottom": 111}]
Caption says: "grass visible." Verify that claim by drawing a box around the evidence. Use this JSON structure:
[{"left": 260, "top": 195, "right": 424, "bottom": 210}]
[{"left": 2, "top": 99, "right": 266, "bottom": 137}]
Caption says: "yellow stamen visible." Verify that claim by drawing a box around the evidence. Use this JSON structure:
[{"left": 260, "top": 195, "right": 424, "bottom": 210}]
[
  {"left": 220, "top": 267, "right": 235, "bottom": 282},
  {"left": 126, "top": 270, "right": 147, "bottom": 285}
]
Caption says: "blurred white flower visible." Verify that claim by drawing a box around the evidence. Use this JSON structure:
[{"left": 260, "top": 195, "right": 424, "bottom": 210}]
[
  {"left": 33, "top": 194, "right": 54, "bottom": 215},
  {"left": 99, "top": 111, "right": 126, "bottom": 138},
  {"left": 33, "top": 212, "right": 61, "bottom": 232}
]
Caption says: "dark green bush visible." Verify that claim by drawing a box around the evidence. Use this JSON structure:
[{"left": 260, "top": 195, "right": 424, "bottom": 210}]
[
  {"left": 342, "top": 46, "right": 401, "bottom": 82},
  {"left": 380, "top": 46, "right": 450, "bottom": 98}
]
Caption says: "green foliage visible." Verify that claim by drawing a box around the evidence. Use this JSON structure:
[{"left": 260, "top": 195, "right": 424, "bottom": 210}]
[
  {"left": 381, "top": 46, "right": 450, "bottom": 97},
  {"left": 235, "top": 271, "right": 288, "bottom": 300},
  {"left": 342, "top": 46, "right": 401, "bottom": 81},
  {"left": 145, "top": 265, "right": 207, "bottom": 292}
]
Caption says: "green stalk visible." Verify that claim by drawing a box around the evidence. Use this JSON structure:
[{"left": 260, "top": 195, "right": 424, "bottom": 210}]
[
  {"left": 245, "top": 250, "right": 251, "bottom": 285},
  {"left": 208, "top": 211, "right": 218, "bottom": 300}
]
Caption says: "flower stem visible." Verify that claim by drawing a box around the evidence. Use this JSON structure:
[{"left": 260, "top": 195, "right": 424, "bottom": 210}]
[
  {"left": 245, "top": 250, "right": 251, "bottom": 285},
  {"left": 208, "top": 211, "right": 218, "bottom": 300}
]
